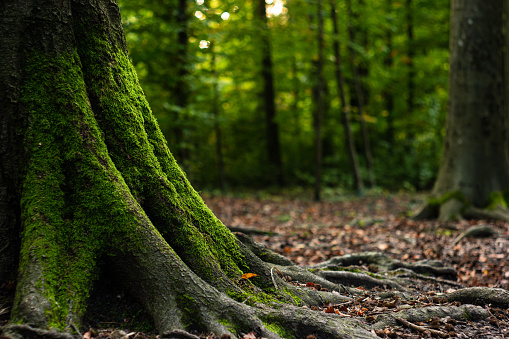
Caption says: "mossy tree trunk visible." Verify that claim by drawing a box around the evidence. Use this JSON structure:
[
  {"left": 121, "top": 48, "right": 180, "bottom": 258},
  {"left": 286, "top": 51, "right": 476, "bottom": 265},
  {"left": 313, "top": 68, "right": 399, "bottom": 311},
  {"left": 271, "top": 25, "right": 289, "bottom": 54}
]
[{"left": 414, "top": 0, "right": 509, "bottom": 222}]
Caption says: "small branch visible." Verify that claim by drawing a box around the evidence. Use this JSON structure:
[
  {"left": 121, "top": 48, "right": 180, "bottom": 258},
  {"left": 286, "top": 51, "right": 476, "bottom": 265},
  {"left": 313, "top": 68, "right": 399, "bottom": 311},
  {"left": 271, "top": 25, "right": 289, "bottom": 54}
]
[
  {"left": 270, "top": 266, "right": 284, "bottom": 290},
  {"left": 395, "top": 317, "right": 447, "bottom": 337}
]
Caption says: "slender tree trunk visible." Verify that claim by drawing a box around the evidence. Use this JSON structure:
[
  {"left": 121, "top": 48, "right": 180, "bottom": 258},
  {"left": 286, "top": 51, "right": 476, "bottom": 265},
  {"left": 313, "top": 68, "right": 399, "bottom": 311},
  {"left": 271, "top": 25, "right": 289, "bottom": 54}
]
[
  {"left": 210, "top": 42, "right": 226, "bottom": 192},
  {"left": 256, "top": 0, "right": 284, "bottom": 186},
  {"left": 346, "top": 0, "right": 375, "bottom": 187},
  {"left": 406, "top": 0, "right": 415, "bottom": 120},
  {"left": 330, "top": 0, "right": 364, "bottom": 194},
  {"left": 415, "top": 0, "right": 509, "bottom": 221},
  {"left": 384, "top": 0, "right": 395, "bottom": 147},
  {"left": 313, "top": 0, "right": 325, "bottom": 202}
]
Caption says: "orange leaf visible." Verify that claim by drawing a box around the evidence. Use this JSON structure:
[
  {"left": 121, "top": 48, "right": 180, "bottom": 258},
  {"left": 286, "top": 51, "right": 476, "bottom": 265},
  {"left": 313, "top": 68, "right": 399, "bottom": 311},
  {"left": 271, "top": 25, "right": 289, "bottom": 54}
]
[
  {"left": 242, "top": 273, "right": 259, "bottom": 279},
  {"left": 305, "top": 282, "right": 315, "bottom": 288},
  {"left": 325, "top": 306, "right": 335, "bottom": 313}
]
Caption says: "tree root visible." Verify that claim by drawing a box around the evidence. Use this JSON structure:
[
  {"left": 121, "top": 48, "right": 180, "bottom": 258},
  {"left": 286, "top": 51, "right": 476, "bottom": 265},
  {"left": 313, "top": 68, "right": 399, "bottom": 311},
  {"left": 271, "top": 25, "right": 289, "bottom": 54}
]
[
  {"left": 446, "top": 287, "right": 509, "bottom": 308},
  {"left": 1, "top": 324, "right": 80, "bottom": 339},
  {"left": 395, "top": 317, "right": 447, "bottom": 337},
  {"left": 372, "top": 304, "right": 490, "bottom": 329},
  {"left": 413, "top": 198, "right": 509, "bottom": 222},
  {"left": 452, "top": 225, "right": 498, "bottom": 245}
]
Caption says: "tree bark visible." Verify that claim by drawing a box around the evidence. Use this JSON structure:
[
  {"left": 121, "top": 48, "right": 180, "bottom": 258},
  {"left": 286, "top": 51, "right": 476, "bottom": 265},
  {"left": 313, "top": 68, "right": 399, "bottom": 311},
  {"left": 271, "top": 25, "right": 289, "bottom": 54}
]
[{"left": 414, "top": 0, "right": 509, "bottom": 221}]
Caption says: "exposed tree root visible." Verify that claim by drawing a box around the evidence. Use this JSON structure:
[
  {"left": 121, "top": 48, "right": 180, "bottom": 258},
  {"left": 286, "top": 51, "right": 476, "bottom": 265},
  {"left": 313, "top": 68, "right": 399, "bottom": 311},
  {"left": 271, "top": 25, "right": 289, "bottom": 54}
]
[
  {"left": 1, "top": 324, "right": 79, "bottom": 339},
  {"left": 413, "top": 198, "right": 509, "bottom": 222},
  {"left": 446, "top": 287, "right": 509, "bottom": 308},
  {"left": 372, "top": 304, "right": 490, "bottom": 329},
  {"left": 452, "top": 225, "right": 498, "bottom": 245},
  {"left": 395, "top": 317, "right": 447, "bottom": 337}
]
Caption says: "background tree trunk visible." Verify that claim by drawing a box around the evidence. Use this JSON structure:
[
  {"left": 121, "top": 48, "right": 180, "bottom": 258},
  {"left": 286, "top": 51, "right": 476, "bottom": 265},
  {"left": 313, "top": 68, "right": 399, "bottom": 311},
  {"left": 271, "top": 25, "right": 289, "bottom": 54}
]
[
  {"left": 210, "top": 42, "right": 226, "bottom": 192},
  {"left": 415, "top": 0, "right": 509, "bottom": 221},
  {"left": 256, "top": 0, "right": 284, "bottom": 186},
  {"left": 346, "top": 0, "right": 375, "bottom": 188},
  {"left": 330, "top": 0, "right": 364, "bottom": 194},
  {"left": 313, "top": 0, "right": 325, "bottom": 202}
]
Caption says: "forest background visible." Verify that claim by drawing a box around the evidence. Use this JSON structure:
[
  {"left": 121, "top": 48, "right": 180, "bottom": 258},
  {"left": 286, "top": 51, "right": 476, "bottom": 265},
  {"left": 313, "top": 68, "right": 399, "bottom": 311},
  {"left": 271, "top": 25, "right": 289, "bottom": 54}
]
[{"left": 119, "top": 0, "right": 450, "bottom": 196}]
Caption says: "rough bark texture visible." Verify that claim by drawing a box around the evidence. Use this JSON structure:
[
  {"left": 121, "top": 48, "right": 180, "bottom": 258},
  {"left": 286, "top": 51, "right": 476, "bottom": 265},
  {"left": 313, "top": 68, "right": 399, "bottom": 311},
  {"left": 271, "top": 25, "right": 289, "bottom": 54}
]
[
  {"left": 415, "top": 0, "right": 509, "bottom": 221},
  {"left": 1, "top": 1, "right": 507, "bottom": 338}
]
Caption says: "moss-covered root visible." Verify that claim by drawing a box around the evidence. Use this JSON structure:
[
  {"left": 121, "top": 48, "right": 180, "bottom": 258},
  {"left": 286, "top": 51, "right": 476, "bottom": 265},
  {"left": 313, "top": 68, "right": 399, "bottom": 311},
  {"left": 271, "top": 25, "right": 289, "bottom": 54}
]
[
  {"left": 413, "top": 191, "right": 509, "bottom": 222},
  {"left": 257, "top": 306, "right": 377, "bottom": 339},
  {"left": 463, "top": 205, "right": 509, "bottom": 222}
]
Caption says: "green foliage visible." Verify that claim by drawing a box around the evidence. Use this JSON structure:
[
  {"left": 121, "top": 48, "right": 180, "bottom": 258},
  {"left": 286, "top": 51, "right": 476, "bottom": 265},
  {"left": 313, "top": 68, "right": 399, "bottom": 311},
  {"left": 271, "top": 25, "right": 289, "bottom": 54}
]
[{"left": 119, "top": 0, "right": 451, "bottom": 192}]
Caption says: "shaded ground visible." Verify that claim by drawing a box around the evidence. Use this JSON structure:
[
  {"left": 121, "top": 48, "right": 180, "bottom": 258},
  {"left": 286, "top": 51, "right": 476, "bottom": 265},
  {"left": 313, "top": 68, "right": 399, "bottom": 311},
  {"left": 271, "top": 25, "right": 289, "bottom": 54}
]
[
  {"left": 203, "top": 192, "right": 509, "bottom": 290},
  {"left": 1, "top": 192, "right": 508, "bottom": 338}
]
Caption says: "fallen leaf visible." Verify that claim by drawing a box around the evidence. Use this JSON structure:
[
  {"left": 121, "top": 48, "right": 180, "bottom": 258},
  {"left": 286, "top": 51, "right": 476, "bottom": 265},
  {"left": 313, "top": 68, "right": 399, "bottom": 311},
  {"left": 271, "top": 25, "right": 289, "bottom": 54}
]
[
  {"left": 325, "top": 306, "right": 335, "bottom": 313},
  {"left": 242, "top": 273, "right": 259, "bottom": 279}
]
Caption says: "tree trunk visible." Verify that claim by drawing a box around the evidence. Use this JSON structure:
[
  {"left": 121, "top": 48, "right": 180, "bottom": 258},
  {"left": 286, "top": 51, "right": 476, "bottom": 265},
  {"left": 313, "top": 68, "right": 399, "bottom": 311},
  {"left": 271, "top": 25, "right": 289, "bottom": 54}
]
[
  {"left": 414, "top": 0, "right": 509, "bottom": 221},
  {"left": 313, "top": 0, "right": 325, "bottom": 202},
  {"left": 346, "top": 0, "right": 375, "bottom": 188},
  {"left": 406, "top": 0, "right": 415, "bottom": 120},
  {"left": 330, "top": 0, "right": 364, "bottom": 194},
  {"left": 384, "top": 0, "right": 395, "bottom": 147},
  {"left": 210, "top": 42, "right": 226, "bottom": 192},
  {"left": 256, "top": 0, "right": 284, "bottom": 186}
]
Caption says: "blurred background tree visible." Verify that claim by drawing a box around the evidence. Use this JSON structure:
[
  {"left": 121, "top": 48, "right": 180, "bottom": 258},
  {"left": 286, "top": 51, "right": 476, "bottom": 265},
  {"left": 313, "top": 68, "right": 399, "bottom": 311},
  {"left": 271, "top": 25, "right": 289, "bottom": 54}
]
[{"left": 119, "top": 0, "right": 450, "bottom": 194}]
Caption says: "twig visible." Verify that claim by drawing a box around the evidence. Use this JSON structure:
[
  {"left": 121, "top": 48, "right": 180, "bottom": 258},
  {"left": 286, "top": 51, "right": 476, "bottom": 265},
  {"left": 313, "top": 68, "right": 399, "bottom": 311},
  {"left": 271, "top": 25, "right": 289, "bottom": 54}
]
[
  {"left": 395, "top": 317, "right": 447, "bottom": 337},
  {"left": 270, "top": 267, "right": 280, "bottom": 290},
  {"left": 70, "top": 322, "right": 81, "bottom": 337}
]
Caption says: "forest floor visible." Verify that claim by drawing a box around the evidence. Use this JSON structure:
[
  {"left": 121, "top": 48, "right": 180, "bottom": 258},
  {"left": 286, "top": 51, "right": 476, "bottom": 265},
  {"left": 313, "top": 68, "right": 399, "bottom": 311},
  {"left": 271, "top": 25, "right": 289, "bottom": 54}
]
[{"left": 1, "top": 191, "right": 508, "bottom": 338}]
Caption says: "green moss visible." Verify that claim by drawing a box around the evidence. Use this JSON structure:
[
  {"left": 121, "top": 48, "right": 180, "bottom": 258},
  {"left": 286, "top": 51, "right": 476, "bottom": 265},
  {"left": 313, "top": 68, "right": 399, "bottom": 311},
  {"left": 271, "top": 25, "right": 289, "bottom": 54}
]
[
  {"left": 218, "top": 318, "right": 240, "bottom": 334},
  {"left": 175, "top": 295, "right": 206, "bottom": 331},
  {"left": 17, "top": 49, "right": 109, "bottom": 329},
  {"left": 486, "top": 191, "right": 508, "bottom": 210},
  {"left": 261, "top": 317, "right": 293, "bottom": 338},
  {"left": 428, "top": 191, "right": 468, "bottom": 207}
]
